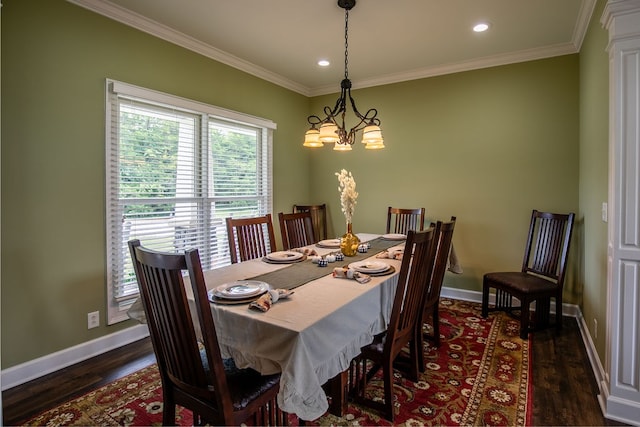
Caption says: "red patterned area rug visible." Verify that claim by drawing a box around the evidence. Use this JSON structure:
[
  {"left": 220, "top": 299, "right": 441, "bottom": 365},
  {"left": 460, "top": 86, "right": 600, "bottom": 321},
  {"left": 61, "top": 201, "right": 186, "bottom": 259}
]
[{"left": 21, "top": 299, "right": 531, "bottom": 426}]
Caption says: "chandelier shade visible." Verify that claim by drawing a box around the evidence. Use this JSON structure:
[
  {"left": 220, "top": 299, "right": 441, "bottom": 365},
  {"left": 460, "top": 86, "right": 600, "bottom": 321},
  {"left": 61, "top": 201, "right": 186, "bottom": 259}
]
[{"left": 304, "top": 0, "right": 384, "bottom": 151}]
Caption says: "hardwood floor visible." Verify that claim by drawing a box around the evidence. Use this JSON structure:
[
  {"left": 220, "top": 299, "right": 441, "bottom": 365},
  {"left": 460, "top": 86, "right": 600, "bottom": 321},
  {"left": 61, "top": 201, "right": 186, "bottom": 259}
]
[{"left": 2, "top": 316, "right": 628, "bottom": 426}]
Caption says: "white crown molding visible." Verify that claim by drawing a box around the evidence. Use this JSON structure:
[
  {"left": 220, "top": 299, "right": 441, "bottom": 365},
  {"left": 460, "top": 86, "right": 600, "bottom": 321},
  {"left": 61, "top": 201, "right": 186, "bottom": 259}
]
[
  {"left": 66, "top": 0, "right": 312, "bottom": 96},
  {"left": 311, "top": 43, "right": 579, "bottom": 96},
  {"left": 573, "top": 0, "right": 598, "bottom": 51},
  {"left": 68, "top": 0, "right": 595, "bottom": 98}
]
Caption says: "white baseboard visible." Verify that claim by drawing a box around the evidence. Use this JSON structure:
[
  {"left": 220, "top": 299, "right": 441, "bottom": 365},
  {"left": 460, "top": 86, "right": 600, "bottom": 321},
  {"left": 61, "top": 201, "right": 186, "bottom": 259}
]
[
  {"left": 1, "top": 324, "right": 149, "bottom": 391},
  {"left": 0, "top": 287, "right": 587, "bottom": 392},
  {"left": 3, "top": 288, "right": 483, "bottom": 391},
  {"left": 3, "top": 284, "right": 635, "bottom": 427}
]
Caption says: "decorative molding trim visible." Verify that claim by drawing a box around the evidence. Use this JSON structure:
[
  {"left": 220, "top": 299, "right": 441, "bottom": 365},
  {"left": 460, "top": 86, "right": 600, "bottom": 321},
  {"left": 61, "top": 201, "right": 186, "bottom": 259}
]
[
  {"left": 311, "top": 43, "right": 579, "bottom": 96},
  {"left": 67, "top": 0, "right": 593, "bottom": 98},
  {"left": 66, "top": 0, "right": 310, "bottom": 96},
  {"left": 1, "top": 324, "right": 149, "bottom": 391},
  {"left": 573, "top": 0, "right": 599, "bottom": 51}
]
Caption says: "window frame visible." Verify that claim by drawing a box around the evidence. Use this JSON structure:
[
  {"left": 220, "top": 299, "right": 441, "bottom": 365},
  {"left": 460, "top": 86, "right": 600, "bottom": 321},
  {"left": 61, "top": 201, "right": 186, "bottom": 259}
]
[{"left": 105, "top": 79, "right": 275, "bottom": 324}]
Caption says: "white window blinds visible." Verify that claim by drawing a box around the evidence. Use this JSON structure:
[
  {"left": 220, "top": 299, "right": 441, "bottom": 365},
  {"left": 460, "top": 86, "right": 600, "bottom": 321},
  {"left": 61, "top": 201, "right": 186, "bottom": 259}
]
[{"left": 105, "top": 79, "right": 275, "bottom": 324}]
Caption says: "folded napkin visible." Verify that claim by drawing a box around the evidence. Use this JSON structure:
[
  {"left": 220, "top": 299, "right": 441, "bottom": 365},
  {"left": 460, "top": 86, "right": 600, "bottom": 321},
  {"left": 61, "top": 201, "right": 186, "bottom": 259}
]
[
  {"left": 448, "top": 245, "right": 463, "bottom": 274},
  {"left": 376, "top": 245, "right": 463, "bottom": 274},
  {"left": 249, "top": 289, "right": 294, "bottom": 312},
  {"left": 332, "top": 267, "right": 371, "bottom": 284},
  {"left": 376, "top": 248, "right": 404, "bottom": 260},
  {"left": 292, "top": 247, "right": 318, "bottom": 256}
]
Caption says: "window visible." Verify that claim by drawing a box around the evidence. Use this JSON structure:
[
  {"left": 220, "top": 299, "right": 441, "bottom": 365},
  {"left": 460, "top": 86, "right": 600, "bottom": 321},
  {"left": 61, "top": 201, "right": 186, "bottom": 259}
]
[{"left": 106, "top": 80, "right": 275, "bottom": 324}]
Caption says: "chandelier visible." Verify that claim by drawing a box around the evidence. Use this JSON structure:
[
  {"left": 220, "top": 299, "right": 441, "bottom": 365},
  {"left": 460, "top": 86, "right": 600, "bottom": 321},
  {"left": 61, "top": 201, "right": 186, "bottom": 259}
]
[{"left": 303, "top": 0, "right": 385, "bottom": 151}]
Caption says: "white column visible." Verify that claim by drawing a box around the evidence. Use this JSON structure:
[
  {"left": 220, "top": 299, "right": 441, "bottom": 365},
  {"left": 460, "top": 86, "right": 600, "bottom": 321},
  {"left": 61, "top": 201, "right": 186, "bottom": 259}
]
[{"left": 601, "top": 1, "right": 640, "bottom": 424}]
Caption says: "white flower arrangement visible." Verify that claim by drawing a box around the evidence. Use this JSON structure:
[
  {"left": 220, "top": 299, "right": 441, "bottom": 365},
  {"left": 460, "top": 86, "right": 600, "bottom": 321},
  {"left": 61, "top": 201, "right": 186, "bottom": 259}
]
[{"left": 335, "top": 169, "right": 358, "bottom": 224}]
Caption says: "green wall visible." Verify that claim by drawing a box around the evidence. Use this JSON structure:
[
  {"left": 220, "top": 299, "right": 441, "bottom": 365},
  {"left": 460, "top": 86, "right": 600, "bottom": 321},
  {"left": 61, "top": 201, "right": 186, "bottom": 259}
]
[
  {"left": 579, "top": 0, "right": 609, "bottom": 361},
  {"left": 3, "top": 0, "right": 605, "bottom": 371},
  {"left": 1, "top": 0, "right": 310, "bottom": 367},
  {"left": 308, "top": 56, "right": 580, "bottom": 294}
]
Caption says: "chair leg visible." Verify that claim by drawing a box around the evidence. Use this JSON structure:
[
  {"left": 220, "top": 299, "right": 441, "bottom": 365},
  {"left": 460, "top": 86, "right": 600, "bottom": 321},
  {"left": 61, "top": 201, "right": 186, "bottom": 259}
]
[
  {"left": 519, "top": 299, "right": 530, "bottom": 340},
  {"left": 407, "top": 337, "right": 420, "bottom": 382},
  {"left": 417, "top": 321, "right": 426, "bottom": 373},
  {"left": 556, "top": 292, "right": 563, "bottom": 330},
  {"left": 433, "top": 306, "right": 441, "bottom": 347},
  {"left": 382, "top": 360, "right": 395, "bottom": 422},
  {"left": 534, "top": 297, "right": 551, "bottom": 330},
  {"left": 481, "top": 280, "right": 490, "bottom": 318},
  {"left": 162, "top": 393, "right": 176, "bottom": 426}
]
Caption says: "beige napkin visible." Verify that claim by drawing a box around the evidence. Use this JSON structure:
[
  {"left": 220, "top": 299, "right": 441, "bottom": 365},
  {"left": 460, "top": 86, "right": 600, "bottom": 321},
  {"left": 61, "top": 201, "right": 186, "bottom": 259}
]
[
  {"left": 376, "top": 248, "right": 404, "bottom": 260},
  {"left": 376, "top": 245, "right": 463, "bottom": 274},
  {"left": 448, "top": 245, "right": 463, "bottom": 274},
  {"left": 292, "top": 247, "right": 318, "bottom": 256},
  {"left": 332, "top": 267, "right": 371, "bottom": 284},
  {"left": 249, "top": 289, "right": 294, "bottom": 312}
]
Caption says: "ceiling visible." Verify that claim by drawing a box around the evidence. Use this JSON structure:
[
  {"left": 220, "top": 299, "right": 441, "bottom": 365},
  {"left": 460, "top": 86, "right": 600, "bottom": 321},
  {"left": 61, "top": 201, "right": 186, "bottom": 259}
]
[{"left": 70, "top": 0, "right": 597, "bottom": 96}]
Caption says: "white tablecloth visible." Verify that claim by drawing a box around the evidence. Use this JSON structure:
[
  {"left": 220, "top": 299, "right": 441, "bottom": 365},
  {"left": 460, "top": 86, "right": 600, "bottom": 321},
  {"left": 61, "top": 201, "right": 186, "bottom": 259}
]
[{"left": 130, "top": 233, "right": 404, "bottom": 421}]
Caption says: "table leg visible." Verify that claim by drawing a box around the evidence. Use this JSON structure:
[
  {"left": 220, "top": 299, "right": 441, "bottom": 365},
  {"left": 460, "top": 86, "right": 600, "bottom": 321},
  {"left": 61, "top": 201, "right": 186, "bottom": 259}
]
[{"left": 325, "top": 370, "right": 348, "bottom": 416}]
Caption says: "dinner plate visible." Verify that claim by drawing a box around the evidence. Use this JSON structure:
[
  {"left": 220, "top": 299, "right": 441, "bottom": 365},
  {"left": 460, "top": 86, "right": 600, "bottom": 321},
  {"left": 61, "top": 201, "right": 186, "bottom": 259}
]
[
  {"left": 266, "top": 251, "right": 304, "bottom": 262},
  {"left": 382, "top": 233, "right": 407, "bottom": 240},
  {"left": 316, "top": 239, "right": 341, "bottom": 248},
  {"left": 214, "top": 281, "right": 269, "bottom": 300},
  {"left": 367, "top": 265, "right": 396, "bottom": 276},
  {"left": 208, "top": 290, "right": 263, "bottom": 305},
  {"left": 348, "top": 261, "right": 390, "bottom": 274}
]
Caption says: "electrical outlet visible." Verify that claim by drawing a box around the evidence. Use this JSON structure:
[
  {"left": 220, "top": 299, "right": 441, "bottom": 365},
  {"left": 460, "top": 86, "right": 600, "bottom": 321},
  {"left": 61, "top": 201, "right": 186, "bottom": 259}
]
[
  {"left": 593, "top": 318, "right": 598, "bottom": 339},
  {"left": 88, "top": 311, "right": 100, "bottom": 329}
]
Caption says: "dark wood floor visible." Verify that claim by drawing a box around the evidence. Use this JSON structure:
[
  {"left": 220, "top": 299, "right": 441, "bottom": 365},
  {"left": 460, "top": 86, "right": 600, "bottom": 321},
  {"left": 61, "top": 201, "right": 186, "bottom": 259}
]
[{"left": 2, "top": 316, "right": 628, "bottom": 426}]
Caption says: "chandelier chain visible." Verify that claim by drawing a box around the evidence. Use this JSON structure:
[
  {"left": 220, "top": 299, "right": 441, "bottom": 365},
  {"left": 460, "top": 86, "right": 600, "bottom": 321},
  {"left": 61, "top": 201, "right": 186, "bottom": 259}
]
[{"left": 344, "top": 9, "right": 349, "bottom": 80}]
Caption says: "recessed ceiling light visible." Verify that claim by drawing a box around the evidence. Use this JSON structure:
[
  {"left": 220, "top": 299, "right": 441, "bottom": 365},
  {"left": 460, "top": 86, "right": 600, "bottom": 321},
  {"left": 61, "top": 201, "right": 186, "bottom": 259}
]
[
  {"left": 318, "top": 59, "right": 330, "bottom": 67},
  {"left": 473, "top": 23, "right": 490, "bottom": 32}
]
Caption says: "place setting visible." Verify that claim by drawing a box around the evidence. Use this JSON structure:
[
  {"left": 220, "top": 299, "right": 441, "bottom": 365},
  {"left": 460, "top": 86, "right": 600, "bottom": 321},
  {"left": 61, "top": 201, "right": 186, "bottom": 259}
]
[
  {"left": 207, "top": 280, "right": 294, "bottom": 310},
  {"left": 316, "top": 238, "right": 341, "bottom": 249},
  {"left": 208, "top": 280, "right": 271, "bottom": 304},
  {"left": 262, "top": 250, "right": 307, "bottom": 264},
  {"left": 381, "top": 233, "right": 406, "bottom": 241},
  {"left": 347, "top": 260, "right": 395, "bottom": 276}
]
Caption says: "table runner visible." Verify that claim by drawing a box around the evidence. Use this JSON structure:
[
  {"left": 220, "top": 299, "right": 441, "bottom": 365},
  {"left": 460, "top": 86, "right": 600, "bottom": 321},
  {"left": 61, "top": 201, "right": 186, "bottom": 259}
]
[{"left": 248, "top": 238, "right": 402, "bottom": 290}]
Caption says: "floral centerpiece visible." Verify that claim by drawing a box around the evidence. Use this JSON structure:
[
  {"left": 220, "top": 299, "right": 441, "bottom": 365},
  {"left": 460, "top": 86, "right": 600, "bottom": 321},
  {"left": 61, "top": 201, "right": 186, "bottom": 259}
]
[{"left": 336, "top": 169, "right": 361, "bottom": 256}]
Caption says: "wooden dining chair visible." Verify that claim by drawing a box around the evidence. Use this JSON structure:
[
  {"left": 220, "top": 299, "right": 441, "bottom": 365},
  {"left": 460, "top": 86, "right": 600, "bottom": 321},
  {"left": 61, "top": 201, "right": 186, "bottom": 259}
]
[
  {"left": 386, "top": 206, "right": 426, "bottom": 234},
  {"left": 127, "top": 239, "right": 287, "bottom": 426},
  {"left": 225, "top": 214, "right": 277, "bottom": 263},
  {"left": 481, "top": 210, "right": 575, "bottom": 339},
  {"left": 417, "top": 216, "right": 456, "bottom": 371},
  {"left": 293, "top": 203, "right": 327, "bottom": 241},
  {"left": 278, "top": 211, "right": 316, "bottom": 250},
  {"left": 349, "top": 227, "right": 437, "bottom": 422}
]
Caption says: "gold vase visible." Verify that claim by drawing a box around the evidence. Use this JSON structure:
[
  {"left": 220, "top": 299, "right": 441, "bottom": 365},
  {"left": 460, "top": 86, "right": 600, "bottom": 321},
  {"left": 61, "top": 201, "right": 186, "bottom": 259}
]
[{"left": 340, "top": 222, "right": 360, "bottom": 257}]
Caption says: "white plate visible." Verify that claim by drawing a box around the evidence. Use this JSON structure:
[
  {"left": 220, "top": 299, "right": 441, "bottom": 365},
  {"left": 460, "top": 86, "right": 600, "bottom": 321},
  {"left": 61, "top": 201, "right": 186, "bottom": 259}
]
[
  {"left": 382, "top": 233, "right": 407, "bottom": 240},
  {"left": 348, "top": 261, "right": 390, "bottom": 274},
  {"left": 266, "top": 251, "right": 304, "bottom": 262},
  {"left": 214, "top": 281, "right": 269, "bottom": 299},
  {"left": 317, "top": 239, "right": 341, "bottom": 248}
]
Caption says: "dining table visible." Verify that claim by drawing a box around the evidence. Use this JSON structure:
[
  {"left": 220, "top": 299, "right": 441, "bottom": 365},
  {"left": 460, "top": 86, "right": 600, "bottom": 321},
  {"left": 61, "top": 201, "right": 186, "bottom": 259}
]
[{"left": 129, "top": 233, "right": 407, "bottom": 421}]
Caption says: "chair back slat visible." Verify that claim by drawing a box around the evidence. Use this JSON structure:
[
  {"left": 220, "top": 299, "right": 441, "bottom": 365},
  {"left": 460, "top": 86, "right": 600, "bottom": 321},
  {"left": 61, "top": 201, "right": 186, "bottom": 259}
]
[
  {"left": 386, "top": 207, "right": 426, "bottom": 234},
  {"left": 423, "top": 217, "right": 457, "bottom": 311},
  {"left": 129, "top": 240, "right": 287, "bottom": 425},
  {"left": 128, "top": 241, "right": 229, "bottom": 405},
  {"left": 523, "top": 211, "right": 574, "bottom": 281},
  {"left": 226, "top": 214, "right": 276, "bottom": 263},
  {"left": 385, "top": 227, "right": 436, "bottom": 353},
  {"left": 279, "top": 211, "right": 316, "bottom": 250},
  {"left": 293, "top": 204, "right": 327, "bottom": 241}
]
